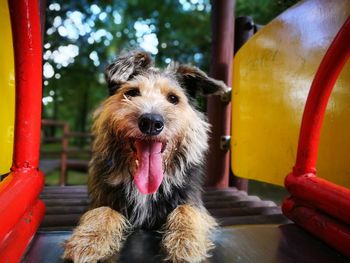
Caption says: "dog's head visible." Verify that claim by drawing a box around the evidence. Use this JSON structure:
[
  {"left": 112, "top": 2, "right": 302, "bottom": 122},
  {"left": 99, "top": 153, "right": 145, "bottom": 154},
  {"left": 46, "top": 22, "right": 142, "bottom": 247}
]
[{"left": 92, "top": 50, "right": 228, "bottom": 195}]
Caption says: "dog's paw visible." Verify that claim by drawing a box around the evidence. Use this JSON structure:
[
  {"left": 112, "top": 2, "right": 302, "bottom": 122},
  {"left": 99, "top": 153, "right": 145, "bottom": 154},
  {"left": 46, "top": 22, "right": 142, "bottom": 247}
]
[
  {"left": 63, "top": 235, "right": 107, "bottom": 263},
  {"left": 163, "top": 232, "right": 213, "bottom": 263},
  {"left": 162, "top": 205, "right": 217, "bottom": 263},
  {"left": 62, "top": 206, "right": 130, "bottom": 263}
]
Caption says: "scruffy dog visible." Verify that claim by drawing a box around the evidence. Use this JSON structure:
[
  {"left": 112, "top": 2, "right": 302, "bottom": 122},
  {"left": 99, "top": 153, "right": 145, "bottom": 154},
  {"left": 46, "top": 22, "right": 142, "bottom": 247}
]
[{"left": 63, "top": 51, "right": 228, "bottom": 263}]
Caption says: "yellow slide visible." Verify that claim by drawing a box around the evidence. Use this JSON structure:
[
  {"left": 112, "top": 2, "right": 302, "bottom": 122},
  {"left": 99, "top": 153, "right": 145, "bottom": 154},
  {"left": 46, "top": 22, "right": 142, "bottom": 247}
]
[
  {"left": 231, "top": 0, "right": 350, "bottom": 187},
  {"left": 0, "top": 0, "right": 15, "bottom": 176}
]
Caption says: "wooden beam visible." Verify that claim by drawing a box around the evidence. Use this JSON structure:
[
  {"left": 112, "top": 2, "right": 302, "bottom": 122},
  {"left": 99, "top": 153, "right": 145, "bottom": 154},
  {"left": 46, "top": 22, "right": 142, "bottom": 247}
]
[{"left": 206, "top": 0, "right": 235, "bottom": 188}]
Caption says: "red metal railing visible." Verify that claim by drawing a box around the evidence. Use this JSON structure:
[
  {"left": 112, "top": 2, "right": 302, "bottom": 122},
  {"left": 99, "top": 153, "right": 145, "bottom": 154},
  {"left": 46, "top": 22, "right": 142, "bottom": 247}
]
[
  {"left": 282, "top": 17, "right": 350, "bottom": 258},
  {"left": 0, "top": 0, "right": 45, "bottom": 261}
]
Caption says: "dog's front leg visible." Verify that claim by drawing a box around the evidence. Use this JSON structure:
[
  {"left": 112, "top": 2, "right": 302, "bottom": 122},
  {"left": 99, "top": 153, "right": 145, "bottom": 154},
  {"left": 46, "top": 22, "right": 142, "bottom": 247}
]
[
  {"left": 63, "top": 206, "right": 130, "bottom": 263},
  {"left": 162, "top": 204, "right": 217, "bottom": 263}
]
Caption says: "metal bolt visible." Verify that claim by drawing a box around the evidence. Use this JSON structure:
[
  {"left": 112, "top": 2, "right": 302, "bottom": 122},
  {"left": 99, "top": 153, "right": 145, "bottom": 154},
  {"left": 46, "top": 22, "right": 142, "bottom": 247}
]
[
  {"left": 220, "top": 87, "right": 232, "bottom": 103},
  {"left": 220, "top": 135, "right": 231, "bottom": 151}
]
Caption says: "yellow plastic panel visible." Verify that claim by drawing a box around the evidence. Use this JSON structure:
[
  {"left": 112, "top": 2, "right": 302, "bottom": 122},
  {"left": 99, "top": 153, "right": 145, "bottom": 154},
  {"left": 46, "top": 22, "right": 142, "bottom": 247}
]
[
  {"left": 0, "top": 0, "right": 15, "bottom": 176},
  {"left": 231, "top": 0, "right": 350, "bottom": 187}
]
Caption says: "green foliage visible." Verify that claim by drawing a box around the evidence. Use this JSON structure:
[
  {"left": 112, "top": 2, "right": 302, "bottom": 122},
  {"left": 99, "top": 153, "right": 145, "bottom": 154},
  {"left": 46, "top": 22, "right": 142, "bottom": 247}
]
[
  {"left": 42, "top": 0, "right": 298, "bottom": 137},
  {"left": 43, "top": 0, "right": 212, "bottom": 134},
  {"left": 236, "top": 0, "right": 299, "bottom": 24}
]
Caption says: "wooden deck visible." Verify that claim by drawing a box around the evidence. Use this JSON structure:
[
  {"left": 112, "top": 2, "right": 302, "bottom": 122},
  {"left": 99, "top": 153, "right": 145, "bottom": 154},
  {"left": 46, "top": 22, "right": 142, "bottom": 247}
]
[{"left": 39, "top": 186, "right": 289, "bottom": 230}]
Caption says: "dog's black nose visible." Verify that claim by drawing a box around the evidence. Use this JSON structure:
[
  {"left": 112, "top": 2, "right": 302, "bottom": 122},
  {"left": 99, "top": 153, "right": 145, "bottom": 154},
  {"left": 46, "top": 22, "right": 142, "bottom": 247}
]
[{"left": 138, "top": 113, "right": 164, "bottom": 135}]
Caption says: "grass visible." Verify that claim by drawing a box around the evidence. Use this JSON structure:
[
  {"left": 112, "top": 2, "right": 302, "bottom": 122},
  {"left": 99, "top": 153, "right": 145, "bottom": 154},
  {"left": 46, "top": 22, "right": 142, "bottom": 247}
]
[{"left": 44, "top": 169, "right": 87, "bottom": 186}]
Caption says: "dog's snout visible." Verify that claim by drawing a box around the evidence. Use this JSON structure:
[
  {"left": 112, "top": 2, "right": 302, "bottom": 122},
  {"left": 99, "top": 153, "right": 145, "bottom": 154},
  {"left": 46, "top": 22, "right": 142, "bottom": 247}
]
[{"left": 138, "top": 113, "right": 164, "bottom": 135}]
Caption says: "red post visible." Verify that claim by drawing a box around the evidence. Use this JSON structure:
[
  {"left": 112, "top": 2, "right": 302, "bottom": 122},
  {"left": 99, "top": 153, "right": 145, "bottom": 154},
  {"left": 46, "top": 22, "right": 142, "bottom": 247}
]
[
  {"left": 10, "top": 0, "right": 43, "bottom": 171},
  {"left": 206, "top": 0, "right": 235, "bottom": 188},
  {"left": 0, "top": 200, "right": 45, "bottom": 262},
  {"left": 293, "top": 18, "right": 350, "bottom": 177},
  {"left": 283, "top": 17, "right": 350, "bottom": 258},
  {"left": 0, "top": 0, "right": 45, "bottom": 261},
  {"left": 283, "top": 197, "right": 350, "bottom": 258}
]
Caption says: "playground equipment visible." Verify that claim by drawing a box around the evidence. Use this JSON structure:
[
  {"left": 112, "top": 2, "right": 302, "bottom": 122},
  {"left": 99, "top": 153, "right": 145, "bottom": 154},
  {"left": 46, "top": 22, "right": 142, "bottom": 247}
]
[
  {"left": 0, "top": 0, "right": 14, "bottom": 177},
  {"left": 0, "top": 1, "right": 44, "bottom": 262},
  {"left": 231, "top": 0, "right": 350, "bottom": 257},
  {"left": 0, "top": 0, "right": 350, "bottom": 261},
  {"left": 232, "top": 0, "right": 350, "bottom": 188},
  {"left": 283, "top": 17, "right": 350, "bottom": 257}
]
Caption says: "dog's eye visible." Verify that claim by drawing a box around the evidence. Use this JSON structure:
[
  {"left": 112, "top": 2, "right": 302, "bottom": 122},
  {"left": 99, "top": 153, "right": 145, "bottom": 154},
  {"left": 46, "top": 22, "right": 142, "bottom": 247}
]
[
  {"left": 125, "top": 88, "right": 141, "bottom": 98},
  {"left": 167, "top": 93, "right": 179, "bottom": 105}
]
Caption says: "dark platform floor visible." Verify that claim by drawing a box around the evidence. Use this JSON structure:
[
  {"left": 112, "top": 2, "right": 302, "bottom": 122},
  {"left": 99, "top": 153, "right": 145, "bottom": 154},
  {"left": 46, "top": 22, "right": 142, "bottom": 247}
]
[
  {"left": 22, "top": 186, "right": 349, "bottom": 262},
  {"left": 24, "top": 225, "right": 349, "bottom": 263}
]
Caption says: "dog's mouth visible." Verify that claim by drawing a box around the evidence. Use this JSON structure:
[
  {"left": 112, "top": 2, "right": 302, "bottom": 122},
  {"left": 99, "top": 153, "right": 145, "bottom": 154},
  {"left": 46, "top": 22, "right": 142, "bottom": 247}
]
[{"left": 130, "top": 139, "right": 166, "bottom": 195}]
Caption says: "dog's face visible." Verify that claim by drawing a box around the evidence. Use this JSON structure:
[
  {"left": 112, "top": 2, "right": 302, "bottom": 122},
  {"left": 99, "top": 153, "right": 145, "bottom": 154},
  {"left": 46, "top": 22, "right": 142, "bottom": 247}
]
[{"left": 92, "top": 51, "right": 227, "bottom": 195}]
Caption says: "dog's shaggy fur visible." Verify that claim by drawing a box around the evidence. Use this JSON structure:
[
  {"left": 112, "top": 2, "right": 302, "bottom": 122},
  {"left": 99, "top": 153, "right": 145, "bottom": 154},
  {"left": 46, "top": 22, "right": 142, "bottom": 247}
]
[{"left": 63, "top": 51, "right": 228, "bottom": 262}]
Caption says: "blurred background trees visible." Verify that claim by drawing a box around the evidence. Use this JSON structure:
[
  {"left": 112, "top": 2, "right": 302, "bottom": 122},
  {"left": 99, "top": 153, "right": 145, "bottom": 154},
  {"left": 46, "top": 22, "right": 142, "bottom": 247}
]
[{"left": 42, "top": 0, "right": 298, "bottom": 135}]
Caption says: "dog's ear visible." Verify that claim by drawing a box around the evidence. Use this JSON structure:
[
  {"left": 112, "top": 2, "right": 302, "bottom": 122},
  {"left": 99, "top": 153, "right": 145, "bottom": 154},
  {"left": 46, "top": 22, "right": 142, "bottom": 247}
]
[
  {"left": 172, "top": 64, "right": 229, "bottom": 98},
  {"left": 105, "top": 51, "right": 153, "bottom": 95}
]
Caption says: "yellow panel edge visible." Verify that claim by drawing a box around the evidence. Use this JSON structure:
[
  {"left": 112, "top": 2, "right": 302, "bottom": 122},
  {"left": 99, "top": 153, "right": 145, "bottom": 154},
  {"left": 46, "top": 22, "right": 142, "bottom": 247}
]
[{"left": 0, "top": 0, "right": 15, "bottom": 175}]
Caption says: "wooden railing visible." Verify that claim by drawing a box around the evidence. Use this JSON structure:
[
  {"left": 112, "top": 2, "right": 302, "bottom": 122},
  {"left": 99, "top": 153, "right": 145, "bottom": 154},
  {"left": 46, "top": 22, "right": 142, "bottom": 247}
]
[{"left": 41, "top": 119, "right": 92, "bottom": 186}]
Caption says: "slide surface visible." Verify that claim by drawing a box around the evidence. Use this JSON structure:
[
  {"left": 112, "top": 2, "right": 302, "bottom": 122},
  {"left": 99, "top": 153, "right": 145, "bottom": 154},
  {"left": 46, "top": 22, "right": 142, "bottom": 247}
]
[
  {"left": 0, "top": 0, "right": 15, "bottom": 176},
  {"left": 231, "top": 0, "right": 350, "bottom": 187}
]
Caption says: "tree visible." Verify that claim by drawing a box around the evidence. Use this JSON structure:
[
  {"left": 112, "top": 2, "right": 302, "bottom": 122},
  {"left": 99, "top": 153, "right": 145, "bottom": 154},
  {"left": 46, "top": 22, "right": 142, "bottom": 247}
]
[
  {"left": 42, "top": 0, "right": 298, "bottom": 137},
  {"left": 236, "top": 0, "right": 298, "bottom": 24},
  {"left": 43, "top": 0, "right": 213, "bottom": 135}
]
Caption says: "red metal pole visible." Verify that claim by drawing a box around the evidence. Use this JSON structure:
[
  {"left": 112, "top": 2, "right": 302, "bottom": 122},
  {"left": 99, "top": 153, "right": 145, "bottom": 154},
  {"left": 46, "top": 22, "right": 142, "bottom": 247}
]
[
  {"left": 0, "top": 200, "right": 45, "bottom": 263},
  {"left": 283, "top": 197, "right": 350, "bottom": 258},
  {"left": 0, "top": 0, "right": 45, "bottom": 260},
  {"left": 206, "top": 0, "right": 235, "bottom": 188},
  {"left": 293, "top": 18, "right": 350, "bottom": 177},
  {"left": 285, "top": 172, "right": 350, "bottom": 225},
  {"left": 0, "top": 170, "right": 44, "bottom": 246},
  {"left": 10, "top": 0, "right": 43, "bottom": 171},
  {"left": 283, "top": 18, "right": 350, "bottom": 258}
]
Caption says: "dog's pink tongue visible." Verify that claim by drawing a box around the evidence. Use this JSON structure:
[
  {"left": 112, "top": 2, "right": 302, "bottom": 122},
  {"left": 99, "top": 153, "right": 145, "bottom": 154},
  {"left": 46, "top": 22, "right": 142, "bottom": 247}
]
[{"left": 134, "top": 140, "right": 163, "bottom": 194}]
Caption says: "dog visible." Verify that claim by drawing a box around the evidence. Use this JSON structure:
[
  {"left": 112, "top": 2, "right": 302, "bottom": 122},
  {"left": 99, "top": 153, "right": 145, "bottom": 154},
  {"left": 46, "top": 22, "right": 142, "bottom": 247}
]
[{"left": 63, "top": 50, "right": 228, "bottom": 262}]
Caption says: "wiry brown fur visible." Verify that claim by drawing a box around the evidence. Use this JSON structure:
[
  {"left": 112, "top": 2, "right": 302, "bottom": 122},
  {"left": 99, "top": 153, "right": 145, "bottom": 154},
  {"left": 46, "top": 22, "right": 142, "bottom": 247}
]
[
  {"left": 63, "top": 51, "right": 228, "bottom": 262},
  {"left": 63, "top": 207, "right": 130, "bottom": 263},
  {"left": 162, "top": 205, "right": 218, "bottom": 263}
]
